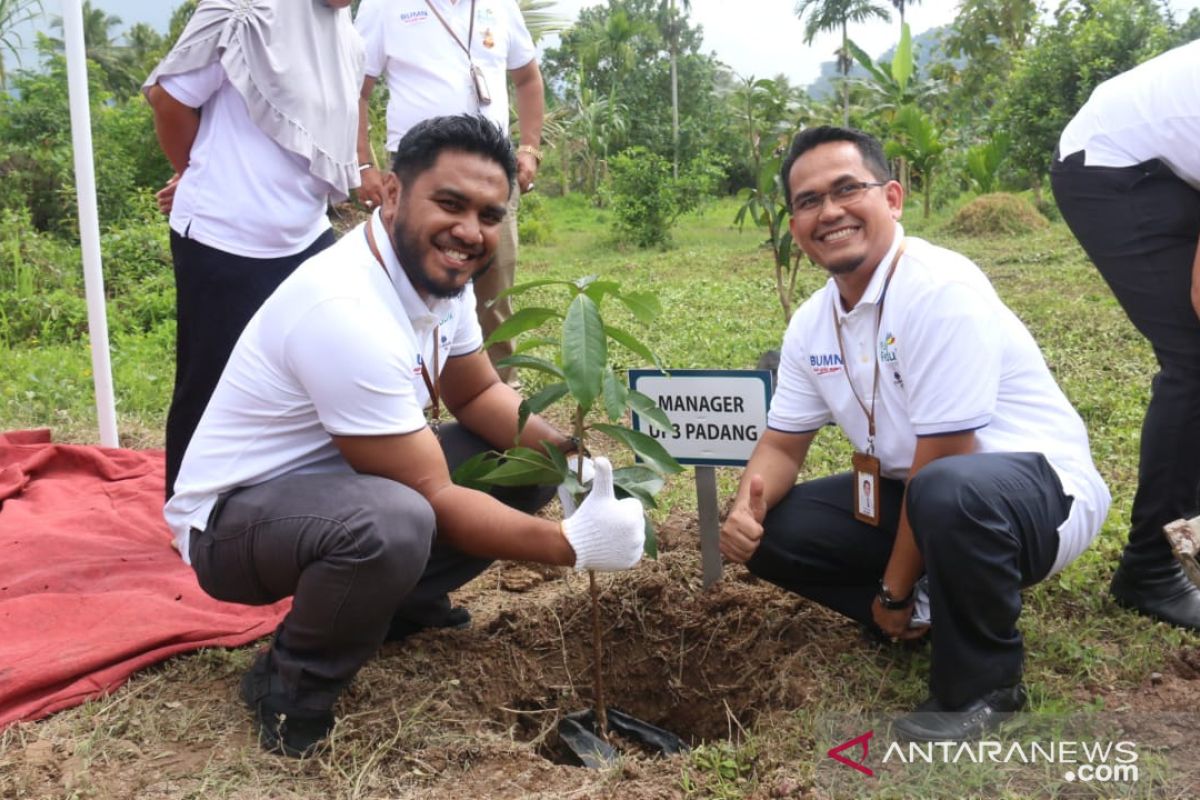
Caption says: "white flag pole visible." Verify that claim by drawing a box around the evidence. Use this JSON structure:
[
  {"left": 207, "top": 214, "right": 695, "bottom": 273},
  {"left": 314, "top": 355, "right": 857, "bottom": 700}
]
[{"left": 62, "top": 0, "right": 119, "bottom": 447}]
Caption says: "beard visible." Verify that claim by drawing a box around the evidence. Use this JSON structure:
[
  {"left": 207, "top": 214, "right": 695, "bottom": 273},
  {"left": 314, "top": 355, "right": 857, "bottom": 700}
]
[
  {"left": 821, "top": 254, "right": 867, "bottom": 276},
  {"left": 390, "top": 213, "right": 495, "bottom": 300}
]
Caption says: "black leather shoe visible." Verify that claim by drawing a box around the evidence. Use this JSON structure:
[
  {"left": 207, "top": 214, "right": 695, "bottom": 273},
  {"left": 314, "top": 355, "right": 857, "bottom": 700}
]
[
  {"left": 892, "top": 685, "right": 1027, "bottom": 742},
  {"left": 384, "top": 605, "right": 471, "bottom": 642},
  {"left": 1110, "top": 562, "right": 1200, "bottom": 632},
  {"left": 240, "top": 651, "right": 334, "bottom": 758}
]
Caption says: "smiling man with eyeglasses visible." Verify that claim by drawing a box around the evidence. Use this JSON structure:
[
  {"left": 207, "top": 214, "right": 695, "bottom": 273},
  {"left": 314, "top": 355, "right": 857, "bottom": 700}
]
[{"left": 720, "top": 126, "right": 1110, "bottom": 742}]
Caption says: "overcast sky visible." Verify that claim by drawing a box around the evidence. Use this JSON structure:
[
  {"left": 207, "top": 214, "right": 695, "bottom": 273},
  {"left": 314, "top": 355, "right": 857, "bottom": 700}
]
[
  {"left": 546, "top": 0, "right": 1200, "bottom": 86},
  {"left": 8, "top": 1, "right": 1200, "bottom": 90}
]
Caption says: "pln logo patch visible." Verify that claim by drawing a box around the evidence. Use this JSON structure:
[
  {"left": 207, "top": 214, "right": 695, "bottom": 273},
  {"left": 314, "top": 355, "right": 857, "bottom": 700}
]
[
  {"left": 399, "top": 10, "right": 429, "bottom": 24},
  {"left": 879, "top": 332, "right": 898, "bottom": 364}
]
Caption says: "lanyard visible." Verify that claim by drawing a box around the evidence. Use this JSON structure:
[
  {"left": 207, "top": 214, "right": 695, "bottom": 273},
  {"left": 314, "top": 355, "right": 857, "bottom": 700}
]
[
  {"left": 424, "top": 0, "right": 476, "bottom": 62},
  {"left": 364, "top": 222, "right": 443, "bottom": 429},
  {"left": 832, "top": 239, "right": 907, "bottom": 454}
]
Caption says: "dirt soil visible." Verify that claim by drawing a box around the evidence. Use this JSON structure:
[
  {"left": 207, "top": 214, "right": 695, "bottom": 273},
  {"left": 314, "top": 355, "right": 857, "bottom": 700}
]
[{"left": 4, "top": 512, "right": 1200, "bottom": 799}]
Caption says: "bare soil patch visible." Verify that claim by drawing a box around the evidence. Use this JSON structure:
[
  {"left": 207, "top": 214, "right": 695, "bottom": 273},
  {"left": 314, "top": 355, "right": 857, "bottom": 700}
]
[{"left": 4, "top": 514, "right": 1200, "bottom": 799}]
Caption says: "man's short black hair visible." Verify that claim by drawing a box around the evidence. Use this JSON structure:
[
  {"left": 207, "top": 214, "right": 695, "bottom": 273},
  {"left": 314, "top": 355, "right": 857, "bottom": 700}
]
[
  {"left": 779, "top": 126, "right": 891, "bottom": 201},
  {"left": 390, "top": 114, "right": 517, "bottom": 193}
]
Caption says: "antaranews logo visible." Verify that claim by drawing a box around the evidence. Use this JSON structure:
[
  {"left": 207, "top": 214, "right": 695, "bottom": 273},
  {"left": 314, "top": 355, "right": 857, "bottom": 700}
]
[
  {"left": 825, "top": 727, "right": 1141, "bottom": 786},
  {"left": 827, "top": 730, "right": 875, "bottom": 777}
]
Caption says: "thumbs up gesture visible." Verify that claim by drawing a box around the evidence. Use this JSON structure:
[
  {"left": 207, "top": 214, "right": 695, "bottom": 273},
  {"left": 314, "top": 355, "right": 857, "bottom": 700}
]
[
  {"left": 720, "top": 474, "right": 767, "bottom": 564},
  {"left": 560, "top": 457, "right": 646, "bottom": 571}
]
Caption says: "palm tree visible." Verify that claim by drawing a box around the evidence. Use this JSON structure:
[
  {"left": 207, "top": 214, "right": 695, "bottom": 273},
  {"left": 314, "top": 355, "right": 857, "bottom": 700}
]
[
  {"left": 0, "top": 0, "right": 43, "bottom": 90},
  {"left": 517, "top": 0, "right": 566, "bottom": 45},
  {"left": 49, "top": 1, "right": 133, "bottom": 95},
  {"left": 657, "top": 0, "right": 691, "bottom": 178},
  {"left": 889, "top": 0, "right": 921, "bottom": 27},
  {"left": 794, "top": 0, "right": 891, "bottom": 126}
]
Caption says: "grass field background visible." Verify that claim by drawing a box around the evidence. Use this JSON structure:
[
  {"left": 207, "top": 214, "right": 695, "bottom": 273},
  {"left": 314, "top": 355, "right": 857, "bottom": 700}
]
[{"left": 2, "top": 193, "right": 1196, "bottom": 799}]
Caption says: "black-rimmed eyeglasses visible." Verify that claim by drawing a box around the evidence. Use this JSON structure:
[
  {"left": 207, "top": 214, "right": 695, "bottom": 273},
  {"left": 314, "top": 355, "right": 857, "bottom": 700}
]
[{"left": 791, "top": 181, "right": 887, "bottom": 215}]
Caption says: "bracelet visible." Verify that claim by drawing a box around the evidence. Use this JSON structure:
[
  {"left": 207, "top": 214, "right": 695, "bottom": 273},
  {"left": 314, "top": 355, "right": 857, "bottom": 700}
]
[
  {"left": 358, "top": 163, "right": 374, "bottom": 172},
  {"left": 877, "top": 580, "right": 915, "bottom": 610},
  {"left": 516, "top": 144, "right": 543, "bottom": 164}
]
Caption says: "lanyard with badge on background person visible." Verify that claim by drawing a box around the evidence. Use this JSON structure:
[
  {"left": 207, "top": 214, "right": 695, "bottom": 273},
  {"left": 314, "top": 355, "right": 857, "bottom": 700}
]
[
  {"left": 364, "top": 220, "right": 445, "bottom": 438},
  {"left": 424, "top": 0, "right": 491, "bottom": 106},
  {"left": 833, "top": 239, "right": 906, "bottom": 526}
]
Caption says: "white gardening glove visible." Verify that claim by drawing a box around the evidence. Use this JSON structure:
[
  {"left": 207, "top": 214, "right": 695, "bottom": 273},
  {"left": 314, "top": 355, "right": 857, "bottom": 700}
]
[
  {"left": 556, "top": 454, "right": 595, "bottom": 518},
  {"left": 560, "top": 457, "right": 646, "bottom": 571}
]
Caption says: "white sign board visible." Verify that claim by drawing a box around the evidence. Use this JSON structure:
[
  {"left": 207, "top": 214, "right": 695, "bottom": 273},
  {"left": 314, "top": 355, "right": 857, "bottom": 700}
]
[{"left": 629, "top": 369, "right": 774, "bottom": 467}]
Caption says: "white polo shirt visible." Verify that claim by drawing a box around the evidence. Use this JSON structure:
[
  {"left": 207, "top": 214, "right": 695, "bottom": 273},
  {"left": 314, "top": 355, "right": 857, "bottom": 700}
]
[
  {"left": 161, "top": 62, "right": 335, "bottom": 258},
  {"left": 164, "top": 211, "right": 484, "bottom": 562},
  {"left": 1058, "top": 39, "right": 1200, "bottom": 188},
  {"left": 768, "top": 228, "right": 1110, "bottom": 575},
  {"left": 355, "top": 0, "right": 536, "bottom": 149}
]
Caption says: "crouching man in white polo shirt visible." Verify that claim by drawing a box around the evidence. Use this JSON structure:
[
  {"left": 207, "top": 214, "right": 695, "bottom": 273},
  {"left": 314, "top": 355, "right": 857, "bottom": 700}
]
[
  {"left": 720, "top": 126, "right": 1111, "bottom": 742},
  {"left": 164, "top": 116, "right": 645, "bottom": 758}
]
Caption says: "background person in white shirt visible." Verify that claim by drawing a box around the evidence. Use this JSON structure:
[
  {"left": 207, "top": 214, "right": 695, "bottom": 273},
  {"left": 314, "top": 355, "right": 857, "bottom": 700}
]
[
  {"left": 1051, "top": 40, "right": 1200, "bottom": 632},
  {"left": 143, "top": 0, "right": 364, "bottom": 498},
  {"left": 165, "top": 116, "right": 645, "bottom": 759},
  {"left": 720, "top": 126, "right": 1110, "bottom": 743},
  {"left": 353, "top": 0, "right": 545, "bottom": 384}
]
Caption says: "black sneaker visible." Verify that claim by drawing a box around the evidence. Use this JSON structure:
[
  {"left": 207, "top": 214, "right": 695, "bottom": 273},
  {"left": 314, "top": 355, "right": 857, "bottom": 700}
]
[
  {"left": 891, "top": 684, "right": 1027, "bottom": 742},
  {"left": 384, "top": 605, "right": 471, "bottom": 642},
  {"left": 239, "top": 651, "right": 334, "bottom": 758}
]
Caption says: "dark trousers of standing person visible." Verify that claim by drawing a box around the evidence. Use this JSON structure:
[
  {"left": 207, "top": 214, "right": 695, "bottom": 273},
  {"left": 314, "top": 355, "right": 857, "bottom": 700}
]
[
  {"left": 165, "top": 229, "right": 337, "bottom": 499},
  {"left": 1051, "top": 152, "right": 1200, "bottom": 623},
  {"left": 746, "top": 453, "right": 1070, "bottom": 710},
  {"left": 187, "top": 423, "right": 555, "bottom": 710}
]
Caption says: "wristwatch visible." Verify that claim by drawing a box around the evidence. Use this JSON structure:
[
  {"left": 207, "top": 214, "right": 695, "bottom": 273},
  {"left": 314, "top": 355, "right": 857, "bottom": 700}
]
[
  {"left": 517, "top": 144, "right": 543, "bottom": 163},
  {"left": 877, "top": 580, "right": 915, "bottom": 610}
]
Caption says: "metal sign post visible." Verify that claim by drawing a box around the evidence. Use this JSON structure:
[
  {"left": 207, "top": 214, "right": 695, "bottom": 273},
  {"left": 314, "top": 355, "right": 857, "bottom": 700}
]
[{"left": 629, "top": 369, "right": 773, "bottom": 588}]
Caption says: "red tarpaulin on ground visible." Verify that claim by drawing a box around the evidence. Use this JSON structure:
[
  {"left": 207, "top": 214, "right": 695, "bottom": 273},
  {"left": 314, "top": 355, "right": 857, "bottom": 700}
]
[{"left": 0, "top": 429, "right": 289, "bottom": 728}]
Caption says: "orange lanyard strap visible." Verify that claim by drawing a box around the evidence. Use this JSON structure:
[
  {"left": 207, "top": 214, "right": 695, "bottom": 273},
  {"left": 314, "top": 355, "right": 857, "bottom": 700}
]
[
  {"left": 420, "top": 328, "right": 442, "bottom": 427},
  {"left": 832, "top": 239, "right": 907, "bottom": 452},
  {"left": 424, "top": 0, "right": 476, "bottom": 61}
]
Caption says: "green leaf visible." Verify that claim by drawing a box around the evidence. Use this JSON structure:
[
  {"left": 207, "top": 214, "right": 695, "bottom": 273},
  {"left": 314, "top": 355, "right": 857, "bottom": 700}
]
[
  {"left": 602, "top": 368, "right": 629, "bottom": 422},
  {"left": 495, "top": 354, "right": 564, "bottom": 379},
  {"left": 483, "top": 307, "right": 559, "bottom": 348},
  {"left": 627, "top": 389, "right": 672, "bottom": 434},
  {"left": 847, "top": 38, "right": 889, "bottom": 86},
  {"left": 517, "top": 381, "right": 569, "bottom": 434},
  {"left": 451, "top": 451, "right": 500, "bottom": 491},
  {"left": 562, "top": 293, "right": 606, "bottom": 412},
  {"left": 605, "top": 325, "right": 662, "bottom": 370},
  {"left": 492, "top": 278, "right": 574, "bottom": 304},
  {"left": 642, "top": 515, "right": 657, "bottom": 559},
  {"left": 616, "top": 291, "right": 661, "bottom": 324},
  {"left": 592, "top": 423, "right": 683, "bottom": 475},
  {"left": 572, "top": 275, "right": 601, "bottom": 291},
  {"left": 582, "top": 280, "right": 621, "bottom": 306},
  {"left": 892, "top": 23, "right": 913, "bottom": 92},
  {"left": 513, "top": 336, "right": 558, "bottom": 355},
  {"left": 613, "top": 465, "right": 665, "bottom": 508},
  {"left": 543, "top": 439, "right": 569, "bottom": 473},
  {"left": 481, "top": 447, "right": 564, "bottom": 486}
]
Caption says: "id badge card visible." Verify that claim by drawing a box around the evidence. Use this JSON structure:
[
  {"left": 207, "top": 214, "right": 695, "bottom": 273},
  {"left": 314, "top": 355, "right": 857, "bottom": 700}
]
[
  {"left": 852, "top": 451, "right": 881, "bottom": 526},
  {"left": 470, "top": 64, "right": 492, "bottom": 105}
]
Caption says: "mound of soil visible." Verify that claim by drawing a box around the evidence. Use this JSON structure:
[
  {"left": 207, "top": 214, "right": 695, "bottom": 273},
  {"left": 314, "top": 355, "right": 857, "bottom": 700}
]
[{"left": 946, "top": 193, "right": 1049, "bottom": 237}]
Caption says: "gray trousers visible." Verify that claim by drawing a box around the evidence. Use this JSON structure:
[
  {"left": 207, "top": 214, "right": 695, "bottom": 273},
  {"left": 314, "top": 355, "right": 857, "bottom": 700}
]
[
  {"left": 747, "top": 452, "right": 1070, "bottom": 709},
  {"left": 188, "top": 424, "right": 553, "bottom": 709}
]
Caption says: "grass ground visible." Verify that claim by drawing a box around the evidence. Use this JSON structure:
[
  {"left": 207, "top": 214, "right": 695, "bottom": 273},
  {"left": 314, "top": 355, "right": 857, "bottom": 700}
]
[{"left": 2, "top": 194, "right": 1198, "bottom": 799}]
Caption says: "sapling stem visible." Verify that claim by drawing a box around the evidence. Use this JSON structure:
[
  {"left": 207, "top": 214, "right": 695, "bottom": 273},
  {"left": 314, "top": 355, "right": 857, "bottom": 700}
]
[{"left": 574, "top": 404, "right": 608, "bottom": 739}]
